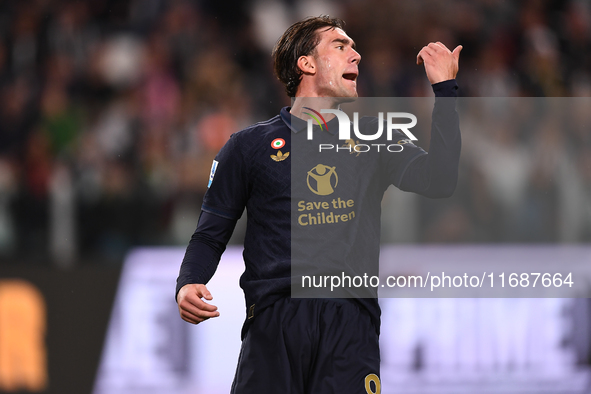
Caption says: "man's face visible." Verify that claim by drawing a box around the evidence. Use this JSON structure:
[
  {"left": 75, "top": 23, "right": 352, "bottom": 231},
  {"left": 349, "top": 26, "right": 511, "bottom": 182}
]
[{"left": 311, "top": 27, "right": 361, "bottom": 99}]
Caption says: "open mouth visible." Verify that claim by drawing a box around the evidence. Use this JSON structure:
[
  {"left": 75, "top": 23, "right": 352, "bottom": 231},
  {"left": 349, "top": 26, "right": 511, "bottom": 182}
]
[{"left": 342, "top": 73, "right": 358, "bottom": 82}]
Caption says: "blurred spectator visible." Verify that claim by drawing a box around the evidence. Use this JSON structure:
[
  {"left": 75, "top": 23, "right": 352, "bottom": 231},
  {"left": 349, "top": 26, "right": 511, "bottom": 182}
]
[{"left": 1, "top": 0, "right": 591, "bottom": 265}]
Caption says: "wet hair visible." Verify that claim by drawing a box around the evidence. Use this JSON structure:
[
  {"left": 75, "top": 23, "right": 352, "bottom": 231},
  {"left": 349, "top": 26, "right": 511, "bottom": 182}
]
[{"left": 272, "top": 16, "right": 345, "bottom": 97}]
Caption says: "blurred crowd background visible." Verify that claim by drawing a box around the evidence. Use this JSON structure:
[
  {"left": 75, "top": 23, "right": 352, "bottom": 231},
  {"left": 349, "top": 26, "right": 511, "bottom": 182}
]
[{"left": 1, "top": 0, "right": 591, "bottom": 266}]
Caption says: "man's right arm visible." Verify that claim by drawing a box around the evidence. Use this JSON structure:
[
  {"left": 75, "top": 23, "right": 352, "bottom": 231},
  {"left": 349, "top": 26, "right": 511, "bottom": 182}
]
[
  {"left": 176, "top": 210, "right": 238, "bottom": 324},
  {"left": 176, "top": 131, "right": 248, "bottom": 324}
]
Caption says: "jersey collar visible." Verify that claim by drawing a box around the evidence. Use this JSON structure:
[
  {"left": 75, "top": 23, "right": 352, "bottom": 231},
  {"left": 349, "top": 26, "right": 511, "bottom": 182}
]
[{"left": 280, "top": 106, "right": 339, "bottom": 135}]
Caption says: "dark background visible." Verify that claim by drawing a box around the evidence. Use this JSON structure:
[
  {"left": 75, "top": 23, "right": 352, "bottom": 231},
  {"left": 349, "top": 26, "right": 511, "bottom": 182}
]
[
  {"left": 1, "top": 0, "right": 590, "bottom": 268},
  {"left": 0, "top": 267, "right": 120, "bottom": 394}
]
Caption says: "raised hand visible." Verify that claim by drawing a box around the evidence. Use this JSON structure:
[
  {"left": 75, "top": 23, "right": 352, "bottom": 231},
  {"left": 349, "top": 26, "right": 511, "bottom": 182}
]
[{"left": 417, "top": 42, "right": 462, "bottom": 84}]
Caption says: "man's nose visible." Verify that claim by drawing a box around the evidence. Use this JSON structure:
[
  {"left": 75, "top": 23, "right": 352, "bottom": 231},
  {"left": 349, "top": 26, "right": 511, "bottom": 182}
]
[{"left": 351, "top": 49, "right": 361, "bottom": 64}]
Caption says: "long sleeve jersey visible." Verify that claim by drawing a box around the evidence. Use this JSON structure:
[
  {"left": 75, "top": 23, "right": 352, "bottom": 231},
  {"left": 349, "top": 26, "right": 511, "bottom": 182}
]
[{"left": 177, "top": 80, "right": 461, "bottom": 338}]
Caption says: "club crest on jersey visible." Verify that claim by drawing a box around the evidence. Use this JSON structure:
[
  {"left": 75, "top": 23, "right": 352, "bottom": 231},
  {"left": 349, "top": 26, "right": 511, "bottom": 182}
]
[
  {"left": 271, "top": 150, "right": 289, "bottom": 162},
  {"left": 208, "top": 160, "right": 218, "bottom": 188},
  {"left": 271, "top": 138, "right": 285, "bottom": 149},
  {"left": 341, "top": 139, "right": 361, "bottom": 157}
]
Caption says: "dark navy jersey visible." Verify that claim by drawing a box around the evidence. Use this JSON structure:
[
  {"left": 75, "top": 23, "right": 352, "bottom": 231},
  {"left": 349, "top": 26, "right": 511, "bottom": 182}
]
[
  {"left": 202, "top": 113, "right": 294, "bottom": 317},
  {"left": 177, "top": 80, "right": 461, "bottom": 337}
]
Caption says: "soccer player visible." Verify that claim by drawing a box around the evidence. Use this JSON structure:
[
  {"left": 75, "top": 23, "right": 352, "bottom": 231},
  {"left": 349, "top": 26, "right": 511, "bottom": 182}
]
[{"left": 176, "top": 16, "right": 461, "bottom": 393}]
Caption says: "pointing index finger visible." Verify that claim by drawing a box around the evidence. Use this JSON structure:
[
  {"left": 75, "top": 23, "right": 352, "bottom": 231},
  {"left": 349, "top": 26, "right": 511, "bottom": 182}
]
[{"left": 417, "top": 46, "right": 430, "bottom": 65}]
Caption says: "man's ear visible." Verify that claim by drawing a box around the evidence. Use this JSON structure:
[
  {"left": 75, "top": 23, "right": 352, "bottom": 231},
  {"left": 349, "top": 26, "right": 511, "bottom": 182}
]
[{"left": 297, "top": 55, "right": 316, "bottom": 75}]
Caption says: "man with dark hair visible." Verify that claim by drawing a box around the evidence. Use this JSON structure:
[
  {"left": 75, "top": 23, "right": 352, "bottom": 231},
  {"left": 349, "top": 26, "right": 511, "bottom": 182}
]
[
  {"left": 272, "top": 17, "right": 346, "bottom": 97},
  {"left": 176, "top": 15, "right": 461, "bottom": 393}
]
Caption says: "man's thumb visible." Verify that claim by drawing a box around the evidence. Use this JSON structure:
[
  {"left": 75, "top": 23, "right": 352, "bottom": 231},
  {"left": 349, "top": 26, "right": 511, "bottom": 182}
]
[
  {"left": 200, "top": 286, "right": 213, "bottom": 300},
  {"left": 453, "top": 45, "right": 463, "bottom": 59}
]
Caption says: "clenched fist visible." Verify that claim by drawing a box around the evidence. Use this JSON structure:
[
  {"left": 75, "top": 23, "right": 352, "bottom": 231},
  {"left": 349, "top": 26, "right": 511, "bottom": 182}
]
[{"left": 177, "top": 283, "right": 220, "bottom": 324}]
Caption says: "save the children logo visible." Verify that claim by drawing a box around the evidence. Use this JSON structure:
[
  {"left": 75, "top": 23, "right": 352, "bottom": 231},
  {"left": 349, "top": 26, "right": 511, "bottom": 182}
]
[
  {"left": 307, "top": 164, "right": 338, "bottom": 196},
  {"left": 305, "top": 109, "right": 417, "bottom": 154},
  {"left": 299, "top": 165, "right": 354, "bottom": 226}
]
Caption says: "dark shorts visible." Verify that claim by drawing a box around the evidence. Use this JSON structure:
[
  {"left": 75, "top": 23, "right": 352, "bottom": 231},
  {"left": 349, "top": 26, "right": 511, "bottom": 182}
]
[{"left": 231, "top": 298, "right": 381, "bottom": 394}]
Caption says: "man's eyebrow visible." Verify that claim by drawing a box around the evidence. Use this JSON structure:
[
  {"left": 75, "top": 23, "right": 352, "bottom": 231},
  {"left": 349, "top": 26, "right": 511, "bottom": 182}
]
[{"left": 332, "top": 38, "right": 356, "bottom": 50}]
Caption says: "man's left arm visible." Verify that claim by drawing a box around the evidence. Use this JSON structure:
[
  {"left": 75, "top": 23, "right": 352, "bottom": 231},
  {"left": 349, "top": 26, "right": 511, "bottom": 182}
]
[{"left": 397, "top": 42, "right": 462, "bottom": 198}]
